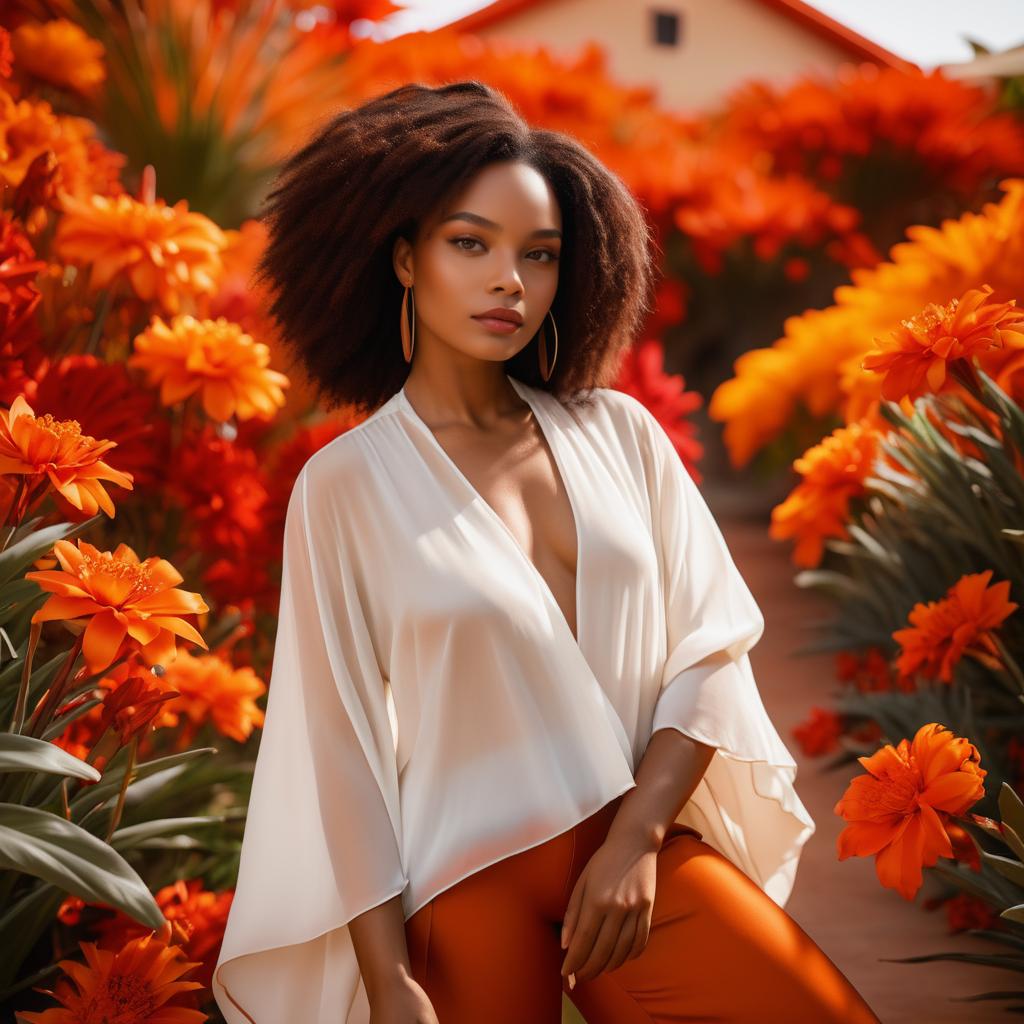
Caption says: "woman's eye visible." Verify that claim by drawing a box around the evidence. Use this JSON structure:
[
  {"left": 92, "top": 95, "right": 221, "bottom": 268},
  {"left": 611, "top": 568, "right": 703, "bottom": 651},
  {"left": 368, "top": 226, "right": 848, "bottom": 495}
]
[{"left": 450, "top": 237, "right": 559, "bottom": 262}]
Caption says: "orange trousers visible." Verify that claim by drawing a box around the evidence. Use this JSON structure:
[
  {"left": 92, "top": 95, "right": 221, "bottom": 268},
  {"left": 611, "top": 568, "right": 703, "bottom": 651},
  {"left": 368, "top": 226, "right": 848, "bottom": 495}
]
[{"left": 404, "top": 794, "right": 881, "bottom": 1023}]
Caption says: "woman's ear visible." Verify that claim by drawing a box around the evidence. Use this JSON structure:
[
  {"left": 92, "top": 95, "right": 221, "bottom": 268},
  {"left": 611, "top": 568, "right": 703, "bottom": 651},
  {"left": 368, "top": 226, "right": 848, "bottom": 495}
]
[{"left": 392, "top": 235, "right": 412, "bottom": 287}]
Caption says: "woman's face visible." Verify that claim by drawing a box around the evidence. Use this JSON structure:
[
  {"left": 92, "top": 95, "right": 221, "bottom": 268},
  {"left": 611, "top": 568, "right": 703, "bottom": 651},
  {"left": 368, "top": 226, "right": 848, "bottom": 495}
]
[{"left": 392, "top": 160, "right": 562, "bottom": 367}]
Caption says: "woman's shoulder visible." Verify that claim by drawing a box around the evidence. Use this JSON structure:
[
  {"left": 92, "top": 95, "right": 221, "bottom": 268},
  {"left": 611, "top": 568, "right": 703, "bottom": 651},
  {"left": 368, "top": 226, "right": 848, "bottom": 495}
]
[
  {"left": 288, "top": 395, "right": 404, "bottom": 520},
  {"left": 570, "top": 384, "right": 664, "bottom": 455}
]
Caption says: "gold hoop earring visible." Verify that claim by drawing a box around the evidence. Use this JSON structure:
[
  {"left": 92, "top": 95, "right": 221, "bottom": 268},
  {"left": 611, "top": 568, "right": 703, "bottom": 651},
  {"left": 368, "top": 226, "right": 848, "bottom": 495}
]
[
  {"left": 401, "top": 284, "right": 416, "bottom": 362},
  {"left": 537, "top": 309, "right": 558, "bottom": 381}
]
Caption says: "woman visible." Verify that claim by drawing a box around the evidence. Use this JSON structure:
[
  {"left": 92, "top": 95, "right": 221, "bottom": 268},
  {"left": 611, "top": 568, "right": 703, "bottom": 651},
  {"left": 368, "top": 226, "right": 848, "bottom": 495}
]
[{"left": 213, "top": 81, "right": 881, "bottom": 1024}]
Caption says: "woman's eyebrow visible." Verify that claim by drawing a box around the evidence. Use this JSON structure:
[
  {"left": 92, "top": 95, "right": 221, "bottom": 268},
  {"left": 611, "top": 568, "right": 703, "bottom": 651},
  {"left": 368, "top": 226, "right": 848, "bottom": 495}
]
[{"left": 440, "top": 211, "right": 562, "bottom": 239}]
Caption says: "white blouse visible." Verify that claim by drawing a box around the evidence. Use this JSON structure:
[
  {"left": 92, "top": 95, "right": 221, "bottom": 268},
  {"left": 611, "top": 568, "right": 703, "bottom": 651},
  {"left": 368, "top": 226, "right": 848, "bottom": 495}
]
[{"left": 212, "top": 373, "right": 815, "bottom": 1024}]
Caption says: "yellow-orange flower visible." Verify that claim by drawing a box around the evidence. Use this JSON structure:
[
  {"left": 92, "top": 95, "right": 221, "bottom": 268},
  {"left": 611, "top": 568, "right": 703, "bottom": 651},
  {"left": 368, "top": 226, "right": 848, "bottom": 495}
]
[
  {"left": 710, "top": 177, "right": 1024, "bottom": 467},
  {"left": 862, "top": 284, "right": 1024, "bottom": 401},
  {"left": 893, "top": 569, "right": 1018, "bottom": 684},
  {"left": 16, "top": 925, "right": 206, "bottom": 1024},
  {"left": 25, "top": 539, "right": 209, "bottom": 675},
  {"left": 11, "top": 20, "right": 106, "bottom": 97},
  {"left": 128, "top": 314, "right": 289, "bottom": 422},
  {"left": 53, "top": 191, "right": 227, "bottom": 314},
  {"left": 769, "top": 417, "right": 882, "bottom": 568},
  {"left": 0, "top": 394, "right": 133, "bottom": 517},
  {"left": 835, "top": 722, "right": 986, "bottom": 900},
  {"left": 158, "top": 649, "right": 266, "bottom": 747}
]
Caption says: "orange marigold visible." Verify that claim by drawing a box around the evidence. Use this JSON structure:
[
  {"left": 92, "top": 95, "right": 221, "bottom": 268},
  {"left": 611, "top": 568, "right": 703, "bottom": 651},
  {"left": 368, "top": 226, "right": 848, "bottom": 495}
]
[
  {"left": 769, "top": 417, "right": 881, "bottom": 568},
  {"left": 893, "top": 569, "right": 1018, "bottom": 685},
  {"left": 861, "top": 284, "right": 1024, "bottom": 402},
  {"left": 16, "top": 925, "right": 207, "bottom": 1024},
  {"left": 25, "top": 539, "right": 209, "bottom": 675},
  {"left": 835, "top": 722, "right": 986, "bottom": 900},
  {"left": 0, "top": 394, "right": 134, "bottom": 518},
  {"left": 53, "top": 191, "right": 226, "bottom": 314},
  {"left": 128, "top": 314, "right": 289, "bottom": 422}
]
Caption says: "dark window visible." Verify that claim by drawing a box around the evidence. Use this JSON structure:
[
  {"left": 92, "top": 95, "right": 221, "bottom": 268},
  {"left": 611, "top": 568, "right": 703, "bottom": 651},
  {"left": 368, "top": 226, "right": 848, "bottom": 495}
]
[{"left": 652, "top": 10, "right": 681, "bottom": 47}]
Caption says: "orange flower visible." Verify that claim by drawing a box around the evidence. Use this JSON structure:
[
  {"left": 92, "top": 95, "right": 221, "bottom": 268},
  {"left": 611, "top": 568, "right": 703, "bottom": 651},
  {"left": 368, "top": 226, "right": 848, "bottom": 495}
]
[
  {"left": 893, "top": 569, "right": 1018, "bottom": 684},
  {"left": 835, "top": 722, "right": 986, "bottom": 900},
  {"left": 128, "top": 314, "right": 289, "bottom": 422},
  {"left": 861, "top": 285, "right": 1024, "bottom": 401},
  {"left": 17, "top": 925, "right": 207, "bottom": 1023},
  {"left": 769, "top": 417, "right": 881, "bottom": 568},
  {"left": 158, "top": 650, "right": 266, "bottom": 748},
  {"left": 53, "top": 190, "right": 226, "bottom": 314},
  {"left": 25, "top": 539, "right": 209, "bottom": 675},
  {"left": 59, "top": 879, "right": 234, "bottom": 994},
  {"left": 11, "top": 19, "right": 106, "bottom": 97},
  {"left": 0, "top": 394, "right": 134, "bottom": 517},
  {"left": 0, "top": 89, "right": 125, "bottom": 200},
  {"left": 97, "top": 673, "right": 178, "bottom": 746}
]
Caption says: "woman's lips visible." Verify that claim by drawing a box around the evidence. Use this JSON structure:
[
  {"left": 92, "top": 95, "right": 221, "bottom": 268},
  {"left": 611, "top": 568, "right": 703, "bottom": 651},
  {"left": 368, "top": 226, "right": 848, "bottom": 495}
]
[{"left": 472, "top": 316, "right": 522, "bottom": 333}]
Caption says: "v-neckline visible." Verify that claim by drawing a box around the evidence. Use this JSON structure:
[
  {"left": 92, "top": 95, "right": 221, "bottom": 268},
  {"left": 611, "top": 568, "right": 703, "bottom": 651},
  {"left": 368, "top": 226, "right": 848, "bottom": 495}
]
[{"left": 398, "top": 373, "right": 583, "bottom": 648}]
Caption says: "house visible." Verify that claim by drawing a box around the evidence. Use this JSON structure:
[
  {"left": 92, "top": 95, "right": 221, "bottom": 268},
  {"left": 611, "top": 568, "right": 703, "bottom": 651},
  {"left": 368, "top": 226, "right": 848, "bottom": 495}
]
[{"left": 445, "top": 0, "right": 917, "bottom": 111}]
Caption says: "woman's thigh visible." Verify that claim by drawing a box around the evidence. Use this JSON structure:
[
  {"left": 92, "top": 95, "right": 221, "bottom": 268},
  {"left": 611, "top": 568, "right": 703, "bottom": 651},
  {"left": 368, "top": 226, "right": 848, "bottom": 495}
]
[
  {"left": 403, "top": 826, "right": 575, "bottom": 1024},
  {"left": 565, "top": 829, "right": 882, "bottom": 1024}
]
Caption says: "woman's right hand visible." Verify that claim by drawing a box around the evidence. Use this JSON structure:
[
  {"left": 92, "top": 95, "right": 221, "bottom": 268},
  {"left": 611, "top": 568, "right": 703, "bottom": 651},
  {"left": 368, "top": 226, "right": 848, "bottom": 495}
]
[{"left": 368, "top": 975, "right": 440, "bottom": 1024}]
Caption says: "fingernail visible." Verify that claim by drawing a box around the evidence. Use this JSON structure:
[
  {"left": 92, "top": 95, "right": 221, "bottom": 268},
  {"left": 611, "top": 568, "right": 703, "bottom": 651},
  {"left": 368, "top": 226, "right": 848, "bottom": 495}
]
[{"left": 568, "top": 972, "right": 576, "bottom": 990}]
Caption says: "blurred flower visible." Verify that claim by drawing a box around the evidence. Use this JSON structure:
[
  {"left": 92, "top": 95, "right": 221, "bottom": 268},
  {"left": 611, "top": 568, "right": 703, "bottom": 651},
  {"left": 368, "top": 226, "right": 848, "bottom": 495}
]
[
  {"left": 892, "top": 569, "right": 1018, "bottom": 685},
  {"left": 25, "top": 539, "right": 209, "bottom": 675},
  {"left": 835, "top": 722, "right": 987, "bottom": 900},
  {"left": 613, "top": 337, "right": 703, "bottom": 477},
  {"left": 0, "top": 394, "right": 134, "bottom": 518},
  {"left": 769, "top": 416, "right": 883, "bottom": 568},
  {"left": 0, "top": 210, "right": 46, "bottom": 359},
  {"left": 835, "top": 647, "right": 908, "bottom": 693},
  {"left": 861, "top": 285, "right": 1024, "bottom": 401},
  {"left": 940, "top": 891, "right": 1001, "bottom": 933},
  {"left": 157, "top": 649, "right": 266, "bottom": 748},
  {"left": 0, "top": 90, "right": 125, "bottom": 200},
  {"left": 129, "top": 314, "right": 289, "bottom": 422},
  {"left": 10, "top": 19, "right": 106, "bottom": 98},
  {"left": 31, "top": 354, "right": 169, "bottom": 492},
  {"left": 792, "top": 706, "right": 843, "bottom": 757},
  {"left": 53, "top": 190, "right": 226, "bottom": 314},
  {"left": 710, "top": 177, "right": 1024, "bottom": 467},
  {"left": 17, "top": 925, "right": 206, "bottom": 1023}
]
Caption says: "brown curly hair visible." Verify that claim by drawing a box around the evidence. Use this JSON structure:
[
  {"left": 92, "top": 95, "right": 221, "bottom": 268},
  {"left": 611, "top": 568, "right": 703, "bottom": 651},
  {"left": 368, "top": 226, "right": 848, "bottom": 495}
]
[{"left": 254, "top": 79, "right": 658, "bottom": 416}]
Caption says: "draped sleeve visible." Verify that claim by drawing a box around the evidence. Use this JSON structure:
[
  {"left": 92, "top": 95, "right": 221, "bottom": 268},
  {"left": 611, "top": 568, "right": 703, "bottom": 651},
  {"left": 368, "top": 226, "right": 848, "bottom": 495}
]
[
  {"left": 213, "top": 463, "right": 407, "bottom": 1024},
  {"left": 640, "top": 403, "right": 816, "bottom": 908}
]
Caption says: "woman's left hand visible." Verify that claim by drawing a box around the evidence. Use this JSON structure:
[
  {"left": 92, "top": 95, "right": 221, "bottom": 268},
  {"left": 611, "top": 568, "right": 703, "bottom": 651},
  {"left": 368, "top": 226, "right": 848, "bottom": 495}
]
[{"left": 559, "top": 833, "right": 658, "bottom": 986}]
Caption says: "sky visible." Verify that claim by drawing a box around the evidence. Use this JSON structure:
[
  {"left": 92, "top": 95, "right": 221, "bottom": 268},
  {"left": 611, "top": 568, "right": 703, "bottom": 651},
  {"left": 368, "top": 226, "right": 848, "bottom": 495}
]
[{"left": 367, "top": 0, "right": 1024, "bottom": 69}]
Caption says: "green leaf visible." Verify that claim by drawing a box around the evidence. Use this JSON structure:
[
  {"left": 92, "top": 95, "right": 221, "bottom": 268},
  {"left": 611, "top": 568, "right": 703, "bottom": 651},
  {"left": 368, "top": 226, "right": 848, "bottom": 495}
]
[
  {"left": 0, "top": 733, "right": 100, "bottom": 781},
  {"left": 0, "top": 517, "right": 100, "bottom": 588},
  {"left": 70, "top": 746, "right": 216, "bottom": 823},
  {"left": 982, "top": 849, "right": 1024, "bottom": 889},
  {"left": 1001, "top": 783, "right": 1024, "bottom": 842},
  {"left": 0, "top": 803, "right": 163, "bottom": 929},
  {"left": 109, "top": 814, "right": 225, "bottom": 851}
]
